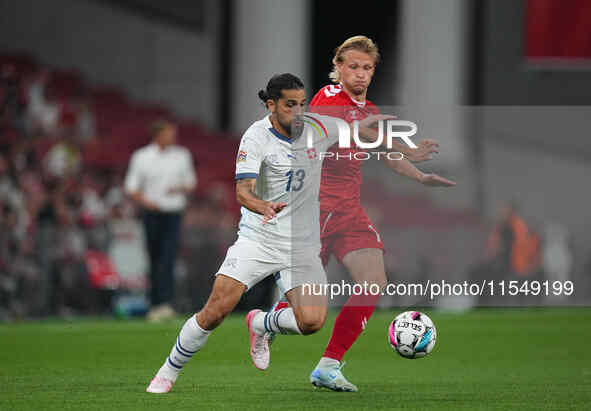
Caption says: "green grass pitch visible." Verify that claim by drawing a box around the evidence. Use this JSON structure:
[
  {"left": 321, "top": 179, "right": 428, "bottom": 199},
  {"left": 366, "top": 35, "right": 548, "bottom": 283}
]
[{"left": 1, "top": 308, "right": 590, "bottom": 410}]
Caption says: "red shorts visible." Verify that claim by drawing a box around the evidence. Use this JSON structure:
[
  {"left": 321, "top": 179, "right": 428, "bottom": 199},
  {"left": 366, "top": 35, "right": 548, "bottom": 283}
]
[{"left": 319, "top": 207, "right": 384, "bottom": 267}]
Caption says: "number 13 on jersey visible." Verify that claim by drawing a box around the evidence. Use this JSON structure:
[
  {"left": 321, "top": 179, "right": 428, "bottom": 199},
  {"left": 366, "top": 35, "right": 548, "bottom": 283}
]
[{"left": 285, "top": 169, "right": 305, "bottom": 191}]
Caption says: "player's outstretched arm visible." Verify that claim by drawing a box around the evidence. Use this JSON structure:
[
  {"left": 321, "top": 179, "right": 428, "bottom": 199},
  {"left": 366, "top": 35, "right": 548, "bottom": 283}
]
[
  {"left": 382, "top": 157, "right": 456, "bottom": 187},
  {"left": 236, "top": 178, "right": 287, "bottom": 223},
  {"left": 356, "top": 115, "right": 440, "bottom": 163}
]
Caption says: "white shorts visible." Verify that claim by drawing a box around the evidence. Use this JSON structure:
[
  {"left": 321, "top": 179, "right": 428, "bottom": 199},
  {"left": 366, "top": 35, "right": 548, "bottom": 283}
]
[{"left": 217, "top": 235, "right": 326, "bottom": 292}]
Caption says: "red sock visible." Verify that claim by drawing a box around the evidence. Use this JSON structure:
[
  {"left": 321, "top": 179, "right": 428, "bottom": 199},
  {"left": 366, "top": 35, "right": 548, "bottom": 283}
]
[{"left": 323, "top": 292, "right": 380, "bottom": 361}]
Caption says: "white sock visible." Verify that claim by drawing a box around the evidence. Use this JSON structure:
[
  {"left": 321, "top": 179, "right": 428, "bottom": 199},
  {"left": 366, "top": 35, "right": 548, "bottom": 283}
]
[
  {"left": 317, "top": 356, "right": 340, "bottom": 369},
  {"left": 252, "top": 308, "right": 302, "bottom": 335},
  {"left": 157, "top": 315, "right": 210, "bottom": 381}
]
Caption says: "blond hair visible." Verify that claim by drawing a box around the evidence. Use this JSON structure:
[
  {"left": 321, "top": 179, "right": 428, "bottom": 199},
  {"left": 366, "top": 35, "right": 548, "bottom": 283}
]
[{"left": 329, "top": 35, "right": 380, "bottom": 83}]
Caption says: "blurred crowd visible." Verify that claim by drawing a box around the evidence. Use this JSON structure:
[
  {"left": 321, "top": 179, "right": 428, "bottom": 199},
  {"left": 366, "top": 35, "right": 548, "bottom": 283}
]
[{"left": 0, "top": 53, "right": 239, "bottom": 320}]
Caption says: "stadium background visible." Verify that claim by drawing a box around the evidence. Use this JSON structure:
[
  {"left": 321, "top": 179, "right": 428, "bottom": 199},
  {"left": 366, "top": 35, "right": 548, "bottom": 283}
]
[{"left": 1, "top": 0, "right": 590, "bottom": 315}]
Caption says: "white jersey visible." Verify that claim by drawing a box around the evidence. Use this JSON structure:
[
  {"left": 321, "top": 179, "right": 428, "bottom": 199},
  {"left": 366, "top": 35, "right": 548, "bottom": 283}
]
[{"left": 235, "top": 113, "right": 340, "bottom": 250}]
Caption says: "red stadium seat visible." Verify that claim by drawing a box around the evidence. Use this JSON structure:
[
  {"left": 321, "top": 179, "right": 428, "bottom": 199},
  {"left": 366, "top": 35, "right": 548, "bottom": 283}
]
[
  {"left": 48, "top": 69, "right": 85, "bottom": 99},
  {"left": 0, "top": 52, "right": 38, "bottom": 77},
  {"left": 0, "top": 127, "right": 20, "bottom": 145},
  {"left": 90, "top": 87, "right": 128, "bottom": 106}
]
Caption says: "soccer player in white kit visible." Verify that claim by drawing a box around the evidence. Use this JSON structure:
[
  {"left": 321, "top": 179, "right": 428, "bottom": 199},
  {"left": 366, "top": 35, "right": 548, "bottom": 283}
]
[{"left": 146, "top": 73, "right": 389, "bottom": 394}]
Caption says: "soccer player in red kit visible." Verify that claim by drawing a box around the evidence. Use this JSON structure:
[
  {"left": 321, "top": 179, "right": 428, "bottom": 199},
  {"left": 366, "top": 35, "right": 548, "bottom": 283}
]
[{"left": 272, "top": 36, "right": 455, "bottom": 392}]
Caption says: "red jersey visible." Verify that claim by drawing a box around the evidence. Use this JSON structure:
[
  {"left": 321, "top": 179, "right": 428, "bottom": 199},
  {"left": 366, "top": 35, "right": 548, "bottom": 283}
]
[{"left": 310, "top": 84, "right": 380, "bottom": 211}]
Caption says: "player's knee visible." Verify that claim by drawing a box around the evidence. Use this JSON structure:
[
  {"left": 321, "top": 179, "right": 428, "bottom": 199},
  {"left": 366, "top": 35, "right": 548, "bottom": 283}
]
[
  {"left": 297, "top": 312, "right": 326, "bottom": 335},
  {"left": 355, "top": 271, "right": 387, "bottom": 292}
]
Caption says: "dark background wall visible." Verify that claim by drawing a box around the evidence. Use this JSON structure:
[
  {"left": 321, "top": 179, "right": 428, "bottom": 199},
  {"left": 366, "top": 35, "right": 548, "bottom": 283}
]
[
  {"left": 0, "top": 0, "right": 221, "bottom": 124},
  {"left": 475, "top": 0, "right": 591, "bottom": 256},
  {"left": 480, "top": 0, "right": 591, "bottom": 106},
  {"left": 310, "top": 0, "right": 400, "bottom": 104}
]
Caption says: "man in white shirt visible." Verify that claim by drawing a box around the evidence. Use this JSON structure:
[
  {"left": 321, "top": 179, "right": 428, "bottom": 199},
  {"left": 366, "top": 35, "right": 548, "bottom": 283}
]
[{"left": 124, "top": 119, "right": 197, "bottom": 321}]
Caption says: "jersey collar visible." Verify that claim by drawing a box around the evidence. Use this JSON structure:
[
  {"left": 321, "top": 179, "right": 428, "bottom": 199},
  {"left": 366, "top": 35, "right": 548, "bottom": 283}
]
[{"left": 339, "top": 83, "right": 367, "bottom": 107}]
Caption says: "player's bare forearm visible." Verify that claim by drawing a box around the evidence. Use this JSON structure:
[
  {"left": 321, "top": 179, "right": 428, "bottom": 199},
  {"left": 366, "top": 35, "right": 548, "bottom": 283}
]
[
  {"left": 357, "top": 126, "right": 409, "bottom": 151},
  {"left": 355, "top": 126, "right": 438, "bottom": 163},
  {"left": 352, "top": 115, "right": 439, "bottom": 162},
  {"left": 236, "top": 178, "right": 267, "bottom": 215},
  {"left": 355, "top": 115, "right": 409, "bottom": 152},
  {"left": 382, "top": 156, "right": 424, "bottom": 182},
  {"left": 382, "top": 157, "right": 456, "bottom": 187},
  {"left": 236, "top": 178, "right": 288, "bottom": 223}
]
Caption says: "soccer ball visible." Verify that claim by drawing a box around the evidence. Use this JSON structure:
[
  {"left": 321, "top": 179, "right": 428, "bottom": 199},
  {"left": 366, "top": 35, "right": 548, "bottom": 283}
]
[{"left": 388, "top": 311, "right": 437, "bottom": 359}]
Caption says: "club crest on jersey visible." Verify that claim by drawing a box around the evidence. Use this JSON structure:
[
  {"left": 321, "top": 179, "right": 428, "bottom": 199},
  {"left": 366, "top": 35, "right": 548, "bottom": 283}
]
[
  {"left": 349, "top": 110, "right": 358, "bottom": 119},
  {"left": 237, "top": 150, "right": 248, "bottom": 163},
  {"left": 323, "top": 84, "right": 342, "bottom": 97}
]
